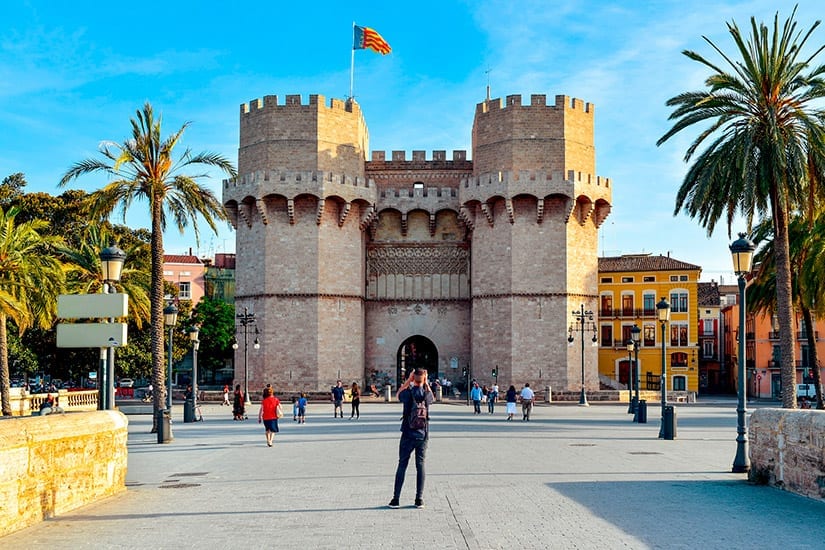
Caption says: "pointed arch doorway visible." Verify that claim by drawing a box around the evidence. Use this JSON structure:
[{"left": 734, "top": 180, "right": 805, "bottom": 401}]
[{"left": 397, "top": 336, "right": 438, "bottom": 388}]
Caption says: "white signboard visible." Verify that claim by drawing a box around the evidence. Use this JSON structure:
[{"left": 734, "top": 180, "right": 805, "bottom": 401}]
[{"left": 57, "top": 323, "right": 128, "bottom": 348}]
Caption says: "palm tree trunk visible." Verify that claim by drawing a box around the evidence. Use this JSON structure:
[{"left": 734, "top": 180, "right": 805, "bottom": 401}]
[
  {"left": 150, "top": 195, "right": 165, "bottom": 432},
  {"left": 773, "top": 200, "right": 797, "bottom": 409},
  {"left": 0, "top": 312, "right": 11, "bottom": 416},
  {"left": 801, "top": 306, "right": 825, "bottom": 409}
]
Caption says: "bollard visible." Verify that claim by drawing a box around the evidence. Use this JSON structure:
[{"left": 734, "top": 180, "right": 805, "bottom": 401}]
[
  {"left": 156, "top": 409, "right": 173, "bottom": 443},
  {"left": 545, "top": 386, "right": 552, "bottom": 403},
  {"left": 384, "top": 385, "right": 392, "bottom": 402},
  {"left": 436, "top": 386, "right": 442, "bottom": 402},
  {"left": 635, "top": 399, "right": 647, "bottom": 423},
  {"left": 663, "top": 405, "right": 677, "bottom": 439}
]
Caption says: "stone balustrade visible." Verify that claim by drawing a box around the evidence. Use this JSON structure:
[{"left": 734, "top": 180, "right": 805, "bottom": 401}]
[
  {"left": 8, "top": 388, "right": 98, "bottom": 416},
  {"left": 749, "top": 408, "right": 825, "bottom": 500},
  {"left": 0, "top": 410, "right": 128, "bottom": 536}
]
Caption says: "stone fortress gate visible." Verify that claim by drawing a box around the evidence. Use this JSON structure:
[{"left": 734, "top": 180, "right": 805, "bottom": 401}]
[{"left": 223, "top": 92, "right": 611, "bottom": 393}]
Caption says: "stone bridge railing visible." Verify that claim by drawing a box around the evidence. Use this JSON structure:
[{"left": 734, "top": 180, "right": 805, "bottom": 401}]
[{"left": 8, "top": 388, "right": 98, "bottom": 416}]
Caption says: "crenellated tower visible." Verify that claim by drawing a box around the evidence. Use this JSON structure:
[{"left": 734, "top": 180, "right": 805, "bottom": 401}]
[
  {"left": 223, "top": 91, "right": 611, "bottom": 395},
  {"left": 224, "top": 94, "right": 375, "bottom": 392},
  {"left": 463, "top": 94, "right": 611, "bottom": 391}
]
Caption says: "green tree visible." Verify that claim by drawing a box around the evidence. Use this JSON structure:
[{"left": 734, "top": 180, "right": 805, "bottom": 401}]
[
  {"left": 191, "top": 297, "right": 236, "bottom": 384},
  {"left": 60, "top": 102, "right": 236, "bottom": 429},
  {"left": 657, "top": 8, "right": 825, "bottom": 408},
  {"left": 748, "top": 217, "right": 825, "bottom": 409},
  {"left": 0, "top": 207, "right": 65, "bottom": 416}
]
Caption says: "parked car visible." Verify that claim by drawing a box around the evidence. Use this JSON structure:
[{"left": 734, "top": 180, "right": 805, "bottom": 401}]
[{"left": 118, "top": 378, "right": 134, "bottom": 388}]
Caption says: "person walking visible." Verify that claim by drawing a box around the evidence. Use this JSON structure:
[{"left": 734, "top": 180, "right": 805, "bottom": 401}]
[
  {"left": 389, "top": 368, "right": 433, "bottom": 509},
  {"left": 222, "top": 384, "right": 230, "bottom": 406},
  {"left": 505, "top": 385, "right": 517, "bottom": 420},
  {"left": 331, "top": 380, "right": 345, "bottom": 418},
  {"left": 350, "top": 382, "right": 361, "bottom": 419},
  {"left": 232, "top": 384, "right": 245, "bottom": 420},
  {"left": 520, "top": 382, "right": 535, "bottom": 421},
  {"left": 257, "top": 386, "right": 282, "bottom": 447},
  {"left": 292, "top": 395, "right": 299, "bottom": 421},
  {"left": 488, "top": 383, "right": 499, "bottom": 414},
  {"left": 470, "top": 382, "right": 483, "bottom": 414},
  {"left": 297, "top": 392, "right": 308, "bottom": 424}
]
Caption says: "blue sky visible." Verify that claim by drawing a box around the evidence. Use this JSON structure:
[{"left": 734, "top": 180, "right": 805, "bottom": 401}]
[{"left": 1, "top": 0, "right": 823, "bottom": 283}]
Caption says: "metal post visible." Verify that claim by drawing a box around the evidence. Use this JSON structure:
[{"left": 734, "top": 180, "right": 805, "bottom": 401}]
[
  {"left": 243, "top": 316, "right": 249, "bottom": 409},
  {"left": 733, "top": 274, "right": 750, "bottom": 472},
  {"left": 167, "top": 325, "right": 174, "bottom": 410},
  {"left": 570, "top": 304, "right": 592, "bottom": 407},
  {"left": 634, "top": 343, "right": 640, "bottom": 416},
  {"left": 659, "top": 320, "right": 667, "bottom": 438},
  {"left": 627, "top": 347, "right": 634, "bottom": 413}
]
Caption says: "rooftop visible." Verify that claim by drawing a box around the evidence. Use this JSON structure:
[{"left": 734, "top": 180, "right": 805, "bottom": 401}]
[{"left": 598, "top": 253, "right": 701, "bottom": 273}]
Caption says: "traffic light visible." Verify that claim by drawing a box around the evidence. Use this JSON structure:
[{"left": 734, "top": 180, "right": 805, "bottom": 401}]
[
  {"left": 462, "top": 367, "right": 467, "bottom": 378},
  {"left": 492, "top": 367, "right": 498, "bottom": 378}
]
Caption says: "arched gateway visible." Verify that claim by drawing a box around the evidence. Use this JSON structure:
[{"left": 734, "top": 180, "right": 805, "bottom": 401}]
[{"left": 397, "top": 336, "right": 438, "bottom": 387}]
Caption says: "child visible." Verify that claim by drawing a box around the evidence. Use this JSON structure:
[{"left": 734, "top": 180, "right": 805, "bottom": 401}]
[
  {"left": 292, "top": 395, "right": 299, "bottom": 421},
  {"left": 297, "top": 392, "right": 308, "bottom": 424}
]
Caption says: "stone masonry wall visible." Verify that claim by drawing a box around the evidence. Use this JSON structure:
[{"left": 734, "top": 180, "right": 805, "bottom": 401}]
[
  {"left": 0, "top": 411, "right": 128, "bottom": 537},
  {"left": 749, "top": 408, "right": 825, "bottom": 500}
]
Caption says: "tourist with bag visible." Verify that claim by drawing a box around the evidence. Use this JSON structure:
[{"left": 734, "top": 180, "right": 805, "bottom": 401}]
[{"left": 388, "top": 368, "right": 433, "bottom": 509}]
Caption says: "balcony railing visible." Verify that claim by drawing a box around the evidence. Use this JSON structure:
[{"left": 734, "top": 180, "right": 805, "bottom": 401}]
[
  {"left": 767, "top": 331, "right": 819, "bottom": 340},
  {"left": 598, "top": 308, "right": 657, "bottom": 319}
]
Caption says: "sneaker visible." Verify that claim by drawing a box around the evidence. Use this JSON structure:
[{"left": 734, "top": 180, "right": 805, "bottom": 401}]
[
  {"left": 415, "top": 498, "right": 424, "bottom": 508},
  {"left": 388, "top": 498, "right": 400, "bottom": 509}
]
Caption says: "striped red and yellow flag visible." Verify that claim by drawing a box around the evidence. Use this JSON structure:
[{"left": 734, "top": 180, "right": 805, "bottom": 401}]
[{"left": 353, "top": 25, "right": 391, "bottom": 55}]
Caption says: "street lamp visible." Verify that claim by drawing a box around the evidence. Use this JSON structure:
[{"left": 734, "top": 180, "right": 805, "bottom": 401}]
[
  {"left": 236, "top": 306, "right": 258, "bottom": 409},
  {"left": 163, "top": 304, "right": 178, "bottom": 410},
  {"left": 99, "top": 244, "right": 126, "bottom": 411},
  {"left": 657, "top": 297, "right": 670, "bottom": 438},
  {"left": 569, "top": 304, "right": 597, "bottom": 406},
  {"left": 631, "top": 324, "right": 641, "bottom": 419},
  {"left": 185, "top": 325, "right": 200, "bottom": 423},
  {"left": 626, "top": 340, "right": 635, "bottom": 414},
  {"left": 731, "top": 232, "right": 755, "bottom": 473}
]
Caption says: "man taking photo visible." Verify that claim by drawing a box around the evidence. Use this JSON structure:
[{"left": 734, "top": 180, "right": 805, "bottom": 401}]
[{"left": 389, "top": 368, "right": 433, "bottom": 509}]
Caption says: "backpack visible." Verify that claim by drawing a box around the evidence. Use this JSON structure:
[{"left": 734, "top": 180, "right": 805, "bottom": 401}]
[{"left": 408, "top": 390, "right": 428, "bottom": 430}]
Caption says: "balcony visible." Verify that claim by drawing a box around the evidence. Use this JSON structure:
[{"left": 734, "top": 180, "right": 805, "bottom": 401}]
[
  {"left": 598, "top": 308, "right": 657, "bottom": 319},
  {"left": 796, "top": 331, "right": 819, "bottom": 341}
]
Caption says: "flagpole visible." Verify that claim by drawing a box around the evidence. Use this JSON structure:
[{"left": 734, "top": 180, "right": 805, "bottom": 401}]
[{"left": 350, "top": 22, "right": 356, "bottom": 101}]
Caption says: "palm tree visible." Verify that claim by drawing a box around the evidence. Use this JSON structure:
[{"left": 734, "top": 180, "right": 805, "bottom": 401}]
[
  {"left": 0, "top": 206, "right": 65, "bottom": 416},
  {"left": 657, "top": 8, "right": 825, "bottom": 408},
  {"left": 56, "top": 224, "right": 152, "bottom": 328},
  {"left": 60, "top": 102, "right": 236, "bottom": 429},
  {"left": 748, "top": 217, "right": 825, "bottom": 409}
]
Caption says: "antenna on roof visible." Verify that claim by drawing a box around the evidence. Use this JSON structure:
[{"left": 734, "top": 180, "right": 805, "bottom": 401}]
[{"left": 485, "top": 67, "right": 491, "bottom": 101}]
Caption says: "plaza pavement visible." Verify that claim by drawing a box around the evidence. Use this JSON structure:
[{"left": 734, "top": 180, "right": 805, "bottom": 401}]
[{"left": 3, "top": 398, "right": 824, "bottom": 549}]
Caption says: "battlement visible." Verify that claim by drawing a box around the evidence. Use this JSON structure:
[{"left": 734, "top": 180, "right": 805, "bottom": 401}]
[
  {"left": 224, "top": 170, "right": 373, "bottom": 190},
  {"left": 475, "top": 94, "right": 594, "bottom": 115},
  {"left": 463, "top": 170, "right": 610, "bottom": 189},
  {"left": 241, "top": 94, "right": 361, "bottom": 116},
  {"left": 379, "top": 187, "right": 458, "bottom": 199},
  {"left": 370, "top": 150, "right": 468, "bottom": 162}
]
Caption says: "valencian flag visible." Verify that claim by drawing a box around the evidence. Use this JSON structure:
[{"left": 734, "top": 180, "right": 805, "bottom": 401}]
[{"left": 353, "top": 25, "right": 391, "bottom": 55}]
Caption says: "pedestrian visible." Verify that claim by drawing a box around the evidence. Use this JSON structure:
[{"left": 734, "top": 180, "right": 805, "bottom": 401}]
[
  {"left": 297, "top": 392, "right": 308, "bottom": 424},
  {"left": 257, "top": 386, "right": 282, "bottom": 447},
  {"left": 520, "top": 382, "right": 535, "bottom": 421},
  {"left": 505, "top": 385, "right": 517, "bottom": 420},
  {"left": 488, "top": 383, "right": 498, "bottom": 414},
  {"left": 331, "top": 380, "right": 345, "bottom": 418},
  {"left": 389, "top": 368, "right": 433, "bottom": 509},
  {"left": 292, "top": 395, "right": 299, "bottom": 421},
  {"left": 470, "top": 382, "right": 483, "bottom": 414},
  {"left": 350, "top": 382, "right": 361, "bottom": 419},
  {"left": 233, "top": 384, "right": 245, "bottom": 420},
  {"left": 222, "top": 384, "right": 230, "bottom": 406}
]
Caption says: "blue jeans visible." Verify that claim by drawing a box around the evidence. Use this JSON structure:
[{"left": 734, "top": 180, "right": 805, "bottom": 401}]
[{"left": 393, "top": 435, "right": 427, "bottom": 500}]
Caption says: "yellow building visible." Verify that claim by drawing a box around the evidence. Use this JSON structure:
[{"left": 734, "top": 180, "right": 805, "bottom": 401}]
[{"left": 597, "top": 254, "right": 701, "bottom": 393}]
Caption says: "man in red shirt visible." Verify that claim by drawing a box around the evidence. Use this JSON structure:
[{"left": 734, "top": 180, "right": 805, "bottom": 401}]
[{"left": 258, "top": 386, "right": 282, "bottom": 447}]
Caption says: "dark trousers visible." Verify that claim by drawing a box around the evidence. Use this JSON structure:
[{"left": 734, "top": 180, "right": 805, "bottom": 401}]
[
  {"left": 473, "top": 400, "right": 481, "bottom": 414},
  {"left": 393, "top": 435, "right": 427, "bottom": 500},
  {"left": 351, "top": 399, "right": 360, "bottom": 418}
]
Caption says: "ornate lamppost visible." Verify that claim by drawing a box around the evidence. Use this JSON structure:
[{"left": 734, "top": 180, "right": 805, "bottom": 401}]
[
  {"left": 656, "top": 297, "right": 671, "bottom": 438},
  {"left": 99, "top": 244, "right": 126, "bottom": 411},
  {"left": 185, "top": 326, "right": 200, "bottom": 423},
  {"left": 235, "top": 306, "right": 260, "bottom": 409},
  {"left": 631, "top": 324, "right": 641, "bottom": 420},
  {"left": 730, "top": 232, "right": 755, "bottom": 473},
  {"left": 163, "top": 304, "right": 178, "bottom": 411},
  {"left": 569, "top": 304, "right": 598, "bottom": 406},
  {"left": 626, "top": 340, "right": 635, "bottom": 414}
]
